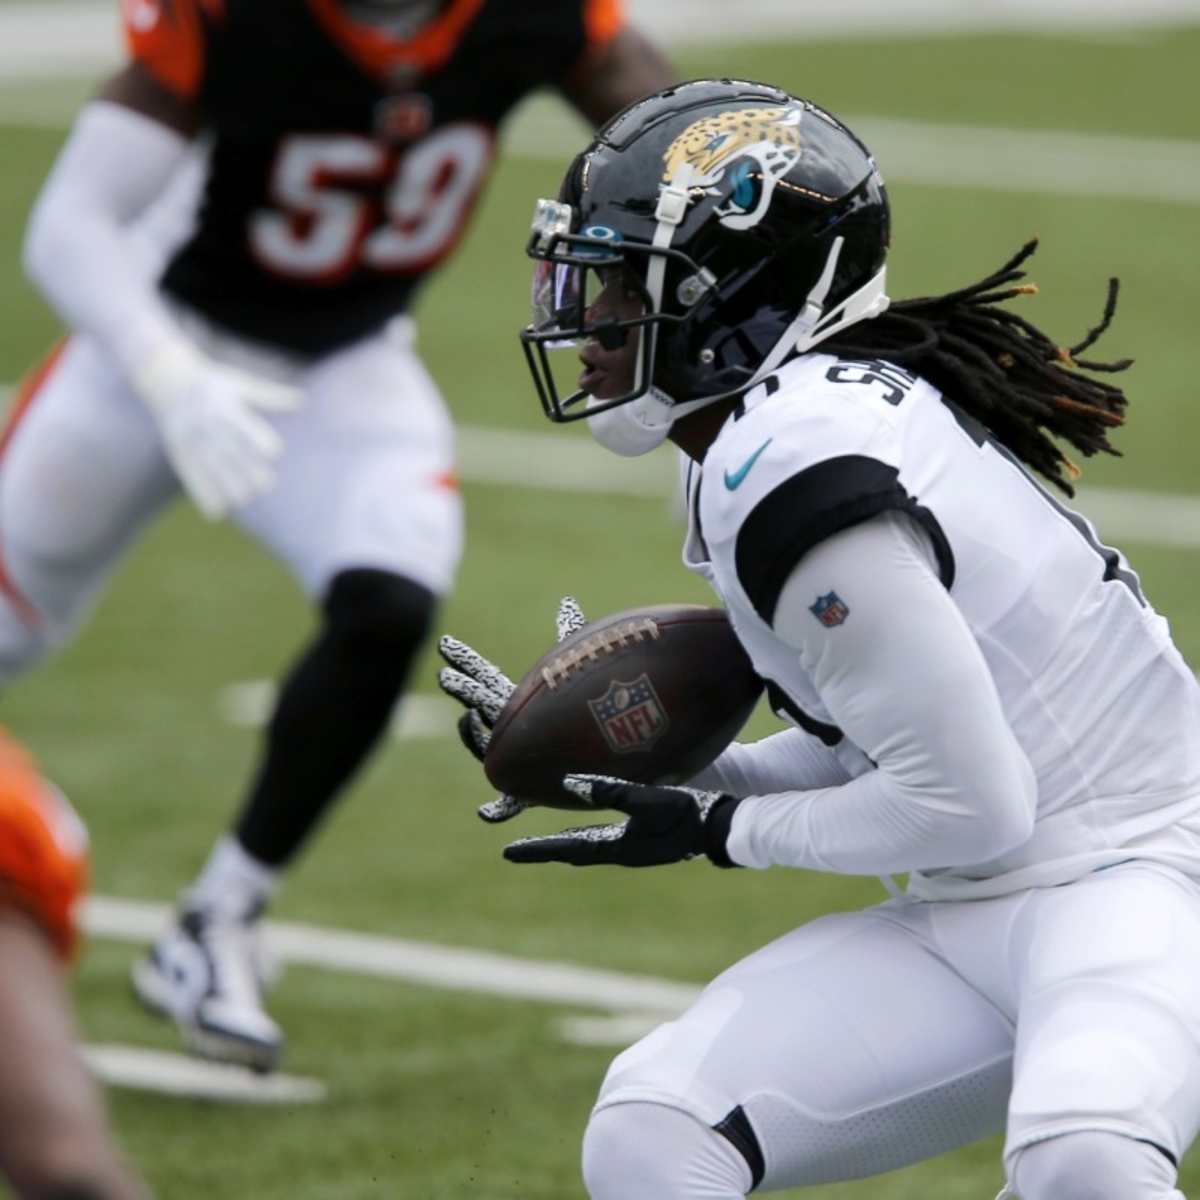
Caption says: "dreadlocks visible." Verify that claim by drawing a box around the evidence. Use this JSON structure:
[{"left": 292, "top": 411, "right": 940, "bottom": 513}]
[{"left": 821, "top": 239, "right": 1131, "bottom": 495}]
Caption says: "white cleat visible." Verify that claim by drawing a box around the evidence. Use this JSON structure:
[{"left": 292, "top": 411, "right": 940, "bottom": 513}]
[{"left": 131, "top": 903, "right": 283, "bottom": 1073}]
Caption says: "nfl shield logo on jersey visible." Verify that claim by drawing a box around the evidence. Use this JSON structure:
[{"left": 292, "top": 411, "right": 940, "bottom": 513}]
[
  {"left": 810, "top": 591, "right": 850, "bottom": 628},
  {"left": 588, "top": 675, "right": 670, "bottom": 754}
]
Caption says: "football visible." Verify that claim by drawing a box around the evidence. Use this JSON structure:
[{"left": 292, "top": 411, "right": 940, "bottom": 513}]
[{"left": 483, "top": 604, "right": 763, "bottom": 806}]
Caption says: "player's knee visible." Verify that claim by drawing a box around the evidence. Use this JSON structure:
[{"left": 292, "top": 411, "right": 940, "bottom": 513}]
[
  {"left": 322, "top": 567, "right": 436, "bottom": 663},
  {"left": 582, "top": 1103, "right": 752, "bottom": 1199},
  {"left": 1009, "top": 1131, "right": 1179, "bottom": 1199}
]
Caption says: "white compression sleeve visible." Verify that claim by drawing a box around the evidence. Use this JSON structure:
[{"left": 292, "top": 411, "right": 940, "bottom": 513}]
[
  {"left": 689, "top": 727, "right": 851, "bottom": 797},
  {"left": 727, "top": 511, "right": 1037, "bottom": 875},
  {"left": 22, "top": 100, "right": 192, "bottom": 374}
]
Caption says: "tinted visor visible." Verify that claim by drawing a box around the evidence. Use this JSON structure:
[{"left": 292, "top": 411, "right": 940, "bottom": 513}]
[
  {"left": 532, "top": 259, "right": 653, "bottom": 343},
  {"left": 530, "top": 259, "right": 580, "bottom": 347}
]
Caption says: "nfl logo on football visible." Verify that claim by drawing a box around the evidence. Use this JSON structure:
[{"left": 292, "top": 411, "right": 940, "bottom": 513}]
[
  {"left": 588, "top": 675, "right": 669, "bottom": 754},
  {"left": 810, "top": 591, "right": 850, "bottom": 628}
]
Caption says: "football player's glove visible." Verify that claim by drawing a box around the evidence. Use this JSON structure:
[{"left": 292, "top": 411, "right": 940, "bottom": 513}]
[
  {"left": 503, "top": 774, "right": 742, "bottom": 869},
  {"left": 132, "top": 337, "right": 301, "bottom": 520},
  {"left": 438, "top": 596, "right": 587, "bottom": 823}
]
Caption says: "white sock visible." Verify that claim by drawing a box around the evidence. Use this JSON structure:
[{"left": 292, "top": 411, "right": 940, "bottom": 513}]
[{"left": 187, "top": 835, "right": 278, "bottom": 919}]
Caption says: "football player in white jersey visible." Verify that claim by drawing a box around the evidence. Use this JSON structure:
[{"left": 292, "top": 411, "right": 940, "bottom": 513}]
[{"left": 439, "top": 80, "right": 1200, "bottom": 1198}]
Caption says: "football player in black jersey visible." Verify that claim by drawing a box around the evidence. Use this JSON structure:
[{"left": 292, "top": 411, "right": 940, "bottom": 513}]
[{"left": 12, "top": 0, "right": 674, "bottom": 1071}]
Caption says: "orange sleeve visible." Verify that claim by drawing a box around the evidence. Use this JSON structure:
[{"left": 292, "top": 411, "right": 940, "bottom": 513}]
[
  {"left": 121, "top": 0, "right": 206, "bottom": 101},
  {"left": 0, "top": 735, "right": 88, "bottom": 963},
  {"left": 583, "top": 0, "right": 625, "bottom": 49}
]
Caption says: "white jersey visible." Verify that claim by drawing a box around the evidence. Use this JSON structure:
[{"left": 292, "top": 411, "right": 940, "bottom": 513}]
[{"left": 683, "top": 352, "right": 1200, "bottom": 898}]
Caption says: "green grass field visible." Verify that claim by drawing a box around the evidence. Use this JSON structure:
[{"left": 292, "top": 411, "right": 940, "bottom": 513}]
[{"left": 3, "top": 20, "right": 1200, "bottom": 1199}]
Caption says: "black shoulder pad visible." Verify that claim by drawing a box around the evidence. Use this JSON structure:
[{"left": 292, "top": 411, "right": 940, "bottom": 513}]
[{"left": 734, "top": 455, "right": 954, "bottom": 625}]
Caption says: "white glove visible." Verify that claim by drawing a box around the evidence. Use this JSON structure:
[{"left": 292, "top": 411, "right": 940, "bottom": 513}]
[
  {"left": 132, "top": 337, "right": 301, "bottom": 520},
  {"left": 438, "top": 596, "right": 588, "bottom": 823}
]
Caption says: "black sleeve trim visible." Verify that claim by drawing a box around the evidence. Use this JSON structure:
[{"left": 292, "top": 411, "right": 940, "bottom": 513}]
[
  {"left": 765, "top": 681, "right": 843, "bottom": 747},
  {"left": 1137, "top": 1140, "right": 1177, "bottom": 1169},
  {"left": 713, "top": 1106, "right": 765, "bottom": 1190},
  {"left": 734, "top": 455, "right": 955, "bottom": 626}
]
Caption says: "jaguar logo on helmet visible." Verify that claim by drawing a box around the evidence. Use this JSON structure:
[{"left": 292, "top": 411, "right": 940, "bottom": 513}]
[{"left": 661, "top": 105, "right": 805, "bottom": 231}]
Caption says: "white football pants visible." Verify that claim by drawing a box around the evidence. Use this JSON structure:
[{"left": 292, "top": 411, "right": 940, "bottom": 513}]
[
  {"left": 585, "top": 861, "right": 1200, "bottom": 1197},
  {"left": 0, "top": 315, "right": 461, "bottom": 682}
]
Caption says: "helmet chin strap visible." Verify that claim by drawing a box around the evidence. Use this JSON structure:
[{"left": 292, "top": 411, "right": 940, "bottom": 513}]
[
  {"left": 746, "top": 238, "right": 889, "bottom": 390},
  {"left": 633, "top": 160, "right": 696, "bottom": 397},
  {"left": 585, "top": 162, "right": 708, "bottom": 457},
  {"left": 585, "top": 382, "right": 721, "bottom": 456}
]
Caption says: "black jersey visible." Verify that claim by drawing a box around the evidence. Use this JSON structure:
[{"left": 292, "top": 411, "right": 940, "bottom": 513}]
[{"left": 125, "top": 0, "right": 624, "bottom": 353}]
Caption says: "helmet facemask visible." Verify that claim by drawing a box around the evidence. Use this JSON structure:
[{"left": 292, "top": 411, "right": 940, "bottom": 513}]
[{"left": 521, "top": 200, "right": 711, "bottom": 424}]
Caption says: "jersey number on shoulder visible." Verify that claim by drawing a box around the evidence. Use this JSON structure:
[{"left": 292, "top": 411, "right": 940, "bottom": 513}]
[
  {"left": 825, "top": 359, "right": 917, "bottom": 406},
  {"left": 249, "top": 126, "right": 493, "bottom": 282}
]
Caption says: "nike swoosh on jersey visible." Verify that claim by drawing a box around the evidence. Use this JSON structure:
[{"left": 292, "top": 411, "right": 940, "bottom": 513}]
[{"left": 724, "top": 439, "right": 773, "bottom": 490}]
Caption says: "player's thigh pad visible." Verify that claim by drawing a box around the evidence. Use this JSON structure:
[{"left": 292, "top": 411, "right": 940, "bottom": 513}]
[
  {"left": 593, "top": 908, "right": 1013, "bottom": 1190},
  {"left": 1004, "top": 861, "right": 1200, "bottom": 1168},
  {"left": 0, "top": 336, "right": 176, "bottom": 637},
  {"left": 235, "top": 323, "right": 462, "bottom": 598}
]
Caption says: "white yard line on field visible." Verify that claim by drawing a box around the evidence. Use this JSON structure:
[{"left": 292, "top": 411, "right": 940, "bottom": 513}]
[
  {"left": 1068, "top": 487, "right": 1200, "bottom": 552},
  {"left": 83, "top": 891, "right": 700, "bottom": 1091},
  {"left": 218, "top": 682, "right": 457, "bottom": 739},
  {"left": 3, "top": 0, "right": 1200, "bottom": 82},
  {"left": 5, "top": 87, "right": 1200, "bottom": 205},
  {"left": 0, "top": 387, "right": 1194, "bottom": 551},
  {"left": 456, "top": 425, "right": 672, "bottom": 498},
  {"left": 83, "top": 1044, "right": 328, "bottom": 1103},
  {"left": 84, "top": 894, "right": 703, "bottom": 1015},
  {"left": 455, "top": 424, "right": 1200, "bottom": 554},
  {"left": 554, "top": 1012, "right": 670, "bottom": 1047},
  {"left": 849, "top": 117, "right": 1200, "bottom": 207},
  {"left": 5, "top": 6, "right": 1200, "bottom": 207},
  {"left": 506, "top": 102, "right": 1200, "bottom": 208},
  {"left": 628, "top": 0, "right": 1200, "bottom": 39}
]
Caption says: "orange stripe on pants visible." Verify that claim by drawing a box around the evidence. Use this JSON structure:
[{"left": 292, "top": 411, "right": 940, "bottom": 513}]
[{"left": 0, "top": 339, "right": 69, "bottom": 627}]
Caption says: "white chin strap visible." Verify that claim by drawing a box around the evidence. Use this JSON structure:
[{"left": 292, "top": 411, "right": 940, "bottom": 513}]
[
  {"left": 585, "top": 388, "right": 716, "bottom": 458},
  {"left": 587, "top": 162, "right": 700, "bottom": 458},
  {"left": 757, "top": 238, "right": 890, "bottom": 377}
]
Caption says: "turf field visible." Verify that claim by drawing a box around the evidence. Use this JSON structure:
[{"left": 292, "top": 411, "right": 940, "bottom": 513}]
[{"left": 2, "top": 10, "right": 1200, "bottom": 1198}]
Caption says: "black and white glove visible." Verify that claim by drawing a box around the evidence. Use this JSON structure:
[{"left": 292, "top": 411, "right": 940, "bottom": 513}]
[
  {"left": 503, "top": 774, "right": 742, "bottom": 868},
  {"left": 438, "top": 596, "right": 587, "bottom": 823}
]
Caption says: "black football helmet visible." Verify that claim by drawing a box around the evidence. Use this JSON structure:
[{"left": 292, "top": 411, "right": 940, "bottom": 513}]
[{"left": 520, "top": 79, "right": 891, "bottom": 424}]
